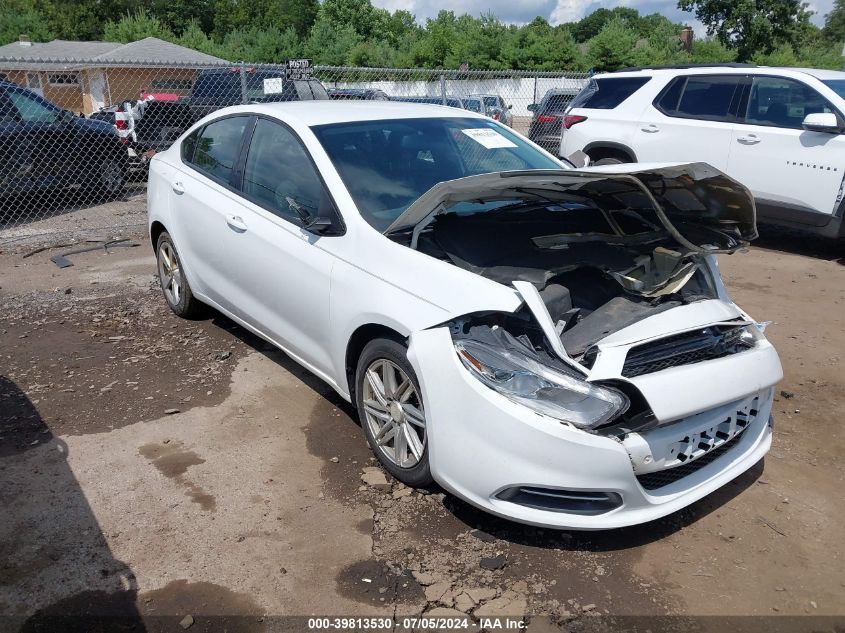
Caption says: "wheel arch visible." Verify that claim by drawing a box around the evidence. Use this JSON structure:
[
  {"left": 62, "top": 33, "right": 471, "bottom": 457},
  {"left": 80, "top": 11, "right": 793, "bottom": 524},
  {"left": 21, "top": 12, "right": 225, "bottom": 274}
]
[
  {"left": 150, "top": 220, "right": 167, "bottom": 251},
  {"left": 583, "top": 141, "right": 637, "bottom": 163},
  {"left": 345, "top": 323, "right": 407, "bottom": 405}
]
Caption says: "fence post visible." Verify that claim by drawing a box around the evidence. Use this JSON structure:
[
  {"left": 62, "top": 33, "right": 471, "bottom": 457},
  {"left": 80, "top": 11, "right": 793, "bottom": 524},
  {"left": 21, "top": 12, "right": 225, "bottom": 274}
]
[
  {"left": 239, "top": 61, "right": 248, "bottom": 105},
  {"left": 439, "top": 74, "right": 446, "bottom": 105},
  {"left": 533, "top": 75, "right": 538, "bottom": 106}
]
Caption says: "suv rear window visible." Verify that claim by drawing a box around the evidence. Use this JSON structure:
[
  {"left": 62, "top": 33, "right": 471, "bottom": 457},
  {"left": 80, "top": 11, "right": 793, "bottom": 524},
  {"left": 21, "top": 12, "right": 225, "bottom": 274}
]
[
  {"left": 570, "top": 77, "right": 651, "bottom": 110},
  {"left": 655, "top": 75, "right": 744, "bottom": 122}
]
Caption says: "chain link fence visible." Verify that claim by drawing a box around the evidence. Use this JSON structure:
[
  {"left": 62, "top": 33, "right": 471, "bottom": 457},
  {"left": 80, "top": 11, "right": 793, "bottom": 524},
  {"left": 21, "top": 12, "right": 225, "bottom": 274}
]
[{"left": 0, "top": 55, "right": 589, "bottom": 246}]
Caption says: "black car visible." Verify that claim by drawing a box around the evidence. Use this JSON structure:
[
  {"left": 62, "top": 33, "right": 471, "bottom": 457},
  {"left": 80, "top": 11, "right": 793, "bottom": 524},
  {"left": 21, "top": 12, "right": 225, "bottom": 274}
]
[
  {"left": 527, "top": 88, "right": 580, "bottom": 154},
  {"left": 328, "top": 88, "right": 390, "bottom": 101},
  {"left": 0, "top": 81, "right": 126, "bottom": 201},
  {"left": 189, "top": 67, "right": 329, "bottom": 121}
]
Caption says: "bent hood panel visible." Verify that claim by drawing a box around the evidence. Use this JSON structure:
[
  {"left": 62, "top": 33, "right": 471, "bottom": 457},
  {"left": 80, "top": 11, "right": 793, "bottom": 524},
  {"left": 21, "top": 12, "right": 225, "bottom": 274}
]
[{"left": 384, "top": 163, "right": 756, "bottom": 253}]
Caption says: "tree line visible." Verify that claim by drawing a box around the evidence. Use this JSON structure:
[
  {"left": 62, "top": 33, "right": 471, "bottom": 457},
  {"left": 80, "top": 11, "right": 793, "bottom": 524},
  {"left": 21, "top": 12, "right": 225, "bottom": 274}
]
[{"left": 2, "top": 0, "right": 844, "bottom": 71}]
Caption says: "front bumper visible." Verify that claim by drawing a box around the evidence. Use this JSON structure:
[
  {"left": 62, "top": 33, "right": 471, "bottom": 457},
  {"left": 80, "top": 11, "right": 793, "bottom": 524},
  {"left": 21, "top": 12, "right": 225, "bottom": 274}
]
[{"left": 408, "top": 327, "right": 778, "bottom": 530}]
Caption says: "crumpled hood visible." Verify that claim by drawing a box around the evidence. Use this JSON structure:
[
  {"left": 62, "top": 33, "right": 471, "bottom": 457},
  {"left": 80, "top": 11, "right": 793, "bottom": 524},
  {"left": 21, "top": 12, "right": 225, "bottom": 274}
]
[{"left": 385, "top": 162, "right": 756, "bottom": 253}]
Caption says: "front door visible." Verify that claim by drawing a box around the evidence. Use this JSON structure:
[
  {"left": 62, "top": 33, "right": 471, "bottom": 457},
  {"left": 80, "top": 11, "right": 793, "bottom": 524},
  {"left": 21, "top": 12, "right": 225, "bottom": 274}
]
[
  {"left": 87, "top": 69, "right": 107, "bottom": 112},
  {"left": 25, "top": 72, "right": 43, "bottom": 96},
  {"left": 727, "top": 75, "right": 845, "bottom": 225},
  {"left": 224, "top": 117, "right": 337, "bottom": 377}
]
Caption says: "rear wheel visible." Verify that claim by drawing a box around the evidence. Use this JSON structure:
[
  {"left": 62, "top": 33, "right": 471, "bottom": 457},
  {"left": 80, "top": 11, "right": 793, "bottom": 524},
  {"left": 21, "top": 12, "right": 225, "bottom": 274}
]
[
  {"left": 356, "top": 338, "right": 432, "bottom": 487},
  {"left": 156, "top": 231, "right": 203, "bottom": 318}
]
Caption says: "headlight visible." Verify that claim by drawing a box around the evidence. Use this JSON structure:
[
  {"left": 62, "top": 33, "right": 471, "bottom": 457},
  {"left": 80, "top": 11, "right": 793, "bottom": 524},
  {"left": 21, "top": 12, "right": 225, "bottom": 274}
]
[{"left": 454, "top": 339, "right": 628, "bottom": 429}]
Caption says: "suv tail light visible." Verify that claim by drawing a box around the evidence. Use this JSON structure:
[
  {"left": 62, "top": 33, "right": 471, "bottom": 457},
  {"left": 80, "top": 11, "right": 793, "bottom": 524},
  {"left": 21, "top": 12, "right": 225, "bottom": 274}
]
[
  {"left": 563, "top": 114, "right": 587, "bottom": 129},
  {"left": 536, "top": 114, "right": 558, "bottom": 123},
  {"left": 115, "top": 119, "right": 128, "bottom": 130}
]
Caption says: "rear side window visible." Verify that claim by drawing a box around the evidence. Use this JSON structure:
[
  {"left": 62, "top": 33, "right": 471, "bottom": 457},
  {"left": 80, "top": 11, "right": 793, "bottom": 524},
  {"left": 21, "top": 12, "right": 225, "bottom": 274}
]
[
  {"left": 570, "top": 77, "right": 651, "bottom": 110},
  {"left": 655, "top": 75, "right": 744, "bottom": 122},
  {"left": 188, "top": 116, "right": 249, "bottom": 184}
]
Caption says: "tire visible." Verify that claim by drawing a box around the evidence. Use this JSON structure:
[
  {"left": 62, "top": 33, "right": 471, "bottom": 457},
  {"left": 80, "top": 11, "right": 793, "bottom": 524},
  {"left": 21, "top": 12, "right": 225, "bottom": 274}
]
[
  {"left": 355, "top": 337, "right": 433, "bottom": 487},
  {"left": 94, "top": 154, "right": 126, "bottom": 200},
  {"left": 155, "top": 231, "right": 203, "bottom": 319},
  {"left": 593, "top": 157, "right": 624, "bottom": 166}
]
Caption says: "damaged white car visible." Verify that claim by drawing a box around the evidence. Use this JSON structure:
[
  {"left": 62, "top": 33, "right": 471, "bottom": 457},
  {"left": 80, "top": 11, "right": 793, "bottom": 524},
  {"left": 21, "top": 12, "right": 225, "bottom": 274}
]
[{"left": 147, "top": 102, "right": 783, "bottom": 529}]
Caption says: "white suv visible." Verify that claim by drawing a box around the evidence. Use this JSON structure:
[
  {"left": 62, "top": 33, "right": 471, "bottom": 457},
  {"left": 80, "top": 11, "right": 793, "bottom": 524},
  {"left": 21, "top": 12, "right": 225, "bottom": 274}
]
[{"left": 561, "top": 65, "right": 845, "bottom": 238}]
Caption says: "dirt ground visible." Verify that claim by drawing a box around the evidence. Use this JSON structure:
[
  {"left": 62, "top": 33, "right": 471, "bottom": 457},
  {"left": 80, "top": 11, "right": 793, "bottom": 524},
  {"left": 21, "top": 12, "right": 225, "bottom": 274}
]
[{"left": 1, "top": 225, "right": 844, "bottom": 632}]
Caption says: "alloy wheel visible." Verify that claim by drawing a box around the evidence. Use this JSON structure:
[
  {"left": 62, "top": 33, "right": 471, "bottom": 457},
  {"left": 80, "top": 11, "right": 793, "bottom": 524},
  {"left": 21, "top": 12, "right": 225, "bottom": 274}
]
[
  {"left": 362, "top": 359, "right": 426, "bottom": 468},
  {"left": 158, "top": 241, "right": 182, "bottom": 307}
]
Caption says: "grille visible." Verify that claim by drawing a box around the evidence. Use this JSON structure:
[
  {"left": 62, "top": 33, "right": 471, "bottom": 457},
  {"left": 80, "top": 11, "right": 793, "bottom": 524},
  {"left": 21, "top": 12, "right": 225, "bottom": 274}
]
[
  {"left": 636, "top": 424, "right": 747, "bottom": 491},
  {"left": 622, "top": 324, "right": 752, "bottom": 378}
]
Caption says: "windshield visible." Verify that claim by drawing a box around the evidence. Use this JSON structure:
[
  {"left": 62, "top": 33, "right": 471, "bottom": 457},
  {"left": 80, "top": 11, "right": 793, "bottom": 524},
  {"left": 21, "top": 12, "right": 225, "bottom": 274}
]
[
  {"left": 822, "top": 79, "right": 845, "bottom": 100},
  {"left": 311, "top": 117, "right": 562, "bottom": 231}
]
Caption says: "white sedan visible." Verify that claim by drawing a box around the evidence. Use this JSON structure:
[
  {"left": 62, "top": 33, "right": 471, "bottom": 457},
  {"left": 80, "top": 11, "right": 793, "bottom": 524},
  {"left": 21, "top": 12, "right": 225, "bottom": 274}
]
[{"left": 147, "top": 101, "right": 783, "bottom": 529}]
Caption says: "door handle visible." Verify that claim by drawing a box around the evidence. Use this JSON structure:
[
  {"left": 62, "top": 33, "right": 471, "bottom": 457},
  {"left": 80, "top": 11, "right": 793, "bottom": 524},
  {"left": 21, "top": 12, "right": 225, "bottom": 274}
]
[
  {"left": 226, "top": 214, "right": 247, "bottom": 232},
  {"left": 737, "top": 135, "right": 761, "bottom": 145},
  {"left": 641, "top": 124, "right": 660, "bottom": 133},
  {"left": 171, "top": 181, "right": 184, "bottom": 195}
]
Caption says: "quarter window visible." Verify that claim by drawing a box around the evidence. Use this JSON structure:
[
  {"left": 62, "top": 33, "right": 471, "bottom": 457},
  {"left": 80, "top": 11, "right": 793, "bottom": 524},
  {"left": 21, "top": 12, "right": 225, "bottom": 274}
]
[
  {"left": 656, "top": 75, "right": 743, "bottom": 122},
  {"left": 744, "top": 76, "right": 835, "bottom": 129},
  {"left": 241, "top": 118, "right": 327, "bottom": 224},
  {"left": 189, "top": 116, "right": 248, "bottom": 184},
  {"left": 570, "top": 77, "right": 651, "bottom": 110}
]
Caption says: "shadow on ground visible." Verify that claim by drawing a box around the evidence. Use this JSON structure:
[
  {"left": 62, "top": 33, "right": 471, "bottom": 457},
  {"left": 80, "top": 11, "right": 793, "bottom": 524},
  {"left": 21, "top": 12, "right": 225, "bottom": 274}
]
[{"left": 0, "top": 375, "right": 142, "bottom": 631}]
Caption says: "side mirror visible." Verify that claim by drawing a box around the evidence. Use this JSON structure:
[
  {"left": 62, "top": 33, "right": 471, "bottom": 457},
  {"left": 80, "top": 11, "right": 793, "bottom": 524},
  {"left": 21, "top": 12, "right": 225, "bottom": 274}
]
[
  {"left": 527, "top": 104, "right": 538, "bottom": 112},
  {"left": 802, "top": 112, "right": 840, "bottom": 133},
  {"left": 287, "top": 196, "right": 337, "bottom": 235}
]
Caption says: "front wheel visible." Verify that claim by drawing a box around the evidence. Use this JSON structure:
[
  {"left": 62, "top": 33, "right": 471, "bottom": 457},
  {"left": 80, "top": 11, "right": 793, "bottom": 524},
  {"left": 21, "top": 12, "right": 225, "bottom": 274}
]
[
  {"left": 95, "top": 155, "right": 126, "bottom": 199},
  {"left": 356, "top": 338, "right": 433, "bottom": 487}
]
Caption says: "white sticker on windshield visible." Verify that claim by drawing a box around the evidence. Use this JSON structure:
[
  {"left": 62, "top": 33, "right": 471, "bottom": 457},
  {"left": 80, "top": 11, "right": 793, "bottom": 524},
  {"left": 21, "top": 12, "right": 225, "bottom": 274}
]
[
  {"left": 461, "top": 127, "right": 518, "bottom": 149},
  {"left": 263, "top": 78, "right": 284, "bottom": 95}
]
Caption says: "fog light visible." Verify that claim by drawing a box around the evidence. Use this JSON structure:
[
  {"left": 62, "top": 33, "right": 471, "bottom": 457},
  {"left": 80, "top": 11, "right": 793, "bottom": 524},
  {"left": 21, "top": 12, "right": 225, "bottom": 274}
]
[{"left": 496, "top": 486, "right": 622, "bottom": 515}]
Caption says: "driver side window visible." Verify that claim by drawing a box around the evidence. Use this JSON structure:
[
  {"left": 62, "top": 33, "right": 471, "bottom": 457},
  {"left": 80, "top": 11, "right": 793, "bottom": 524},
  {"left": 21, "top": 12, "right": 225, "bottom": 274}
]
[
  {"left": 241, "top": 118, "right": 326, "bottom": 225},
  {"left": 745, "top": 77, "right": 835, "bottom": 129}
]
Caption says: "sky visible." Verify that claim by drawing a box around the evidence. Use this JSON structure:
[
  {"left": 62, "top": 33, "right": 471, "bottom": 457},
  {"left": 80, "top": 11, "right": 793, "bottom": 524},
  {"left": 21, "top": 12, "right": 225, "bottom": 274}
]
[{"left": 371, "top": 0, "right": 834, "bottom": 32}]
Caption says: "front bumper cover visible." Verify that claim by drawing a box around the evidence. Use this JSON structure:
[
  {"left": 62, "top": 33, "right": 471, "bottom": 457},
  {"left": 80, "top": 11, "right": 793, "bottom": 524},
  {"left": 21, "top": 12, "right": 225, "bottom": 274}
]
[{"left": 408, "top": 327, "right": 778, "bottom": 530}]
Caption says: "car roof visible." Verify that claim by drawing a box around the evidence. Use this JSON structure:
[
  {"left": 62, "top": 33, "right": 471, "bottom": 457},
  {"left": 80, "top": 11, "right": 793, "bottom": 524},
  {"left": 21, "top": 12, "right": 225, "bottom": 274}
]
[
  {"left": 595, "top": 65, "right": 845, "bottom": 82},
  {"left": 244, "top": 100, "right": 488, "bottom": 126}
]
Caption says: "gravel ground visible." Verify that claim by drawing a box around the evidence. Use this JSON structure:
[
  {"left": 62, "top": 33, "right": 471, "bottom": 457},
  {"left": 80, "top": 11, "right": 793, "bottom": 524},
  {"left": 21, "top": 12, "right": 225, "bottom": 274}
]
[{"left": 0, "top": 221, "right": 844, "bottom": 632}]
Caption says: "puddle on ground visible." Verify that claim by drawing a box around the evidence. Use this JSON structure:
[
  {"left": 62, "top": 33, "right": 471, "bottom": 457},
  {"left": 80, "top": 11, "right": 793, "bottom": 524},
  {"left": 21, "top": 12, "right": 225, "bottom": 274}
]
[
  {"left": 335, "top": 559, "right": 424, "bottom": 607},
  {"left": 139, "top": 441, "right": 216, "bottom": 511}
]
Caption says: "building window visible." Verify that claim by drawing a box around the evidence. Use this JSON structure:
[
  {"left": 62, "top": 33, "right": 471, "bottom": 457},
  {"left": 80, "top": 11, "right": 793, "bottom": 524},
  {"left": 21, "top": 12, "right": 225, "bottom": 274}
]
[
  {"left": 26, "top": 72, "right": 42, "bottom": 90},
  {"left": 47, "top": 73, "right": 79, "bottom": 86}
]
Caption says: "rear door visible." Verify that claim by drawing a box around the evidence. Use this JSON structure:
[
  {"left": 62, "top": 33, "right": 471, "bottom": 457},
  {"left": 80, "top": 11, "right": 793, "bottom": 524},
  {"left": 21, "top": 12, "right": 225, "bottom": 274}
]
[
  {"left": 635, "top": 74, "right": 743, "bottom": 170},
  {"left": 169, "top": 114, "right": 252, "bottom": 311},
  {"left": 727, "top": 75, "right": 845, "bottom": 224}
]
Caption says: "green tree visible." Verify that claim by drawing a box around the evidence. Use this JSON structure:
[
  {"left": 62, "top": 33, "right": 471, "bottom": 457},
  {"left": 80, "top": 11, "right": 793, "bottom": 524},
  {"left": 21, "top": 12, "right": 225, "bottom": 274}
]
[
  {"left": 319, "top": 0, "right": 387, "bottom": 40},
  {"left": 0, "top": 0, "right": 53, "bottom": 45},
  {"left": 677, "top": 0, "right": 812, "bottom": 61},
  {"left": 303, "top": 18, "right": 360, "bottom": 65},
  {"left": 689, "top": 38, "right": 737, "bottom": 63},
  {"left": 217, "top": 26, "right": 300, "bottom": 62},
  {"left": 35, "top": 0, "right": 131, "bottom": 39},
  {"left": 587, "top": 17, "right": 638, "bottom": 71},
  {"left": 103, "top": 9, "right": 174, "bottom": 43},
  {"left": 823, "top": 0, "right": 845, "bottom": 43}
]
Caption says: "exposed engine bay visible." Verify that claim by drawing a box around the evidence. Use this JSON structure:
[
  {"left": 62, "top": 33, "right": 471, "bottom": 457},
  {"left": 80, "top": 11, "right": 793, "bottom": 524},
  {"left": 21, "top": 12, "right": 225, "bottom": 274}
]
[{"left": 387, "top": 163, "right": 756, "bottom": 363}]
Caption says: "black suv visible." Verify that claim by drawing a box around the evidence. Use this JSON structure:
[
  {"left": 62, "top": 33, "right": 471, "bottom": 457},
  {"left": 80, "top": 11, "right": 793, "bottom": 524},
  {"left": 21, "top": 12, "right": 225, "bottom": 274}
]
[
  {"left": 0, "top": 81, "right": 126, "bottom": 201},
  {"left": 189, "top": 68, "right": 329, "bottom": 121},
  {"left": 527, "top": 88, "right": 580, "bottom": 154}
]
